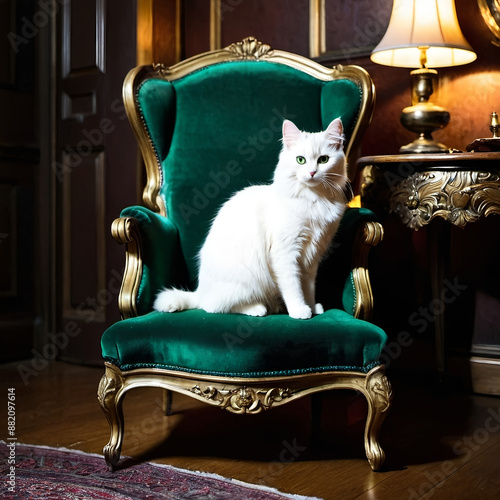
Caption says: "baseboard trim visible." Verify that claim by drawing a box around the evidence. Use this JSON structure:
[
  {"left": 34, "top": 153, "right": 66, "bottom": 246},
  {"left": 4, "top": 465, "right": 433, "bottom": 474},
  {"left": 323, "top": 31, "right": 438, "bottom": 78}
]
[{"left": 470, "top": 356, "right": 500, "bottom": 395}]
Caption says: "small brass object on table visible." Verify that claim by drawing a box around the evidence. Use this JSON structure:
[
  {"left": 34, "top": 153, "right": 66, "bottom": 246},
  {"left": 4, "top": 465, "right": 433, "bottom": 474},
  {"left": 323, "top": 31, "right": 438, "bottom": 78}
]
[
  {"left": 490, "top": 111, "right": 499, "bottom": 138},
  {"left": 466, "top": 111, "right": 500, "bottom": 151}
]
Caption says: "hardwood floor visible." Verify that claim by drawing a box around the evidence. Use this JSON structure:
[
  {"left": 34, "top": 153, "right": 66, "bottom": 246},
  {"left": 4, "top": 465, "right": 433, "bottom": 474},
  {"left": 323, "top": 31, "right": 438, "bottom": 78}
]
[{"left": 3, "top": 360, "right": 500, "bottom": 499}]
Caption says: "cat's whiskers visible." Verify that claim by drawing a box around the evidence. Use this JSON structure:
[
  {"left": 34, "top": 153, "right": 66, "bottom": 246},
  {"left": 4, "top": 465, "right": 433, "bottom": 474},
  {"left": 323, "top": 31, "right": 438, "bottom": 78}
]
[
  {"left": 320, "top": 173, "right": 352, "bottom": 203},
  {"left": 340, "top": 177, "right": 354, "bottom": 201}
]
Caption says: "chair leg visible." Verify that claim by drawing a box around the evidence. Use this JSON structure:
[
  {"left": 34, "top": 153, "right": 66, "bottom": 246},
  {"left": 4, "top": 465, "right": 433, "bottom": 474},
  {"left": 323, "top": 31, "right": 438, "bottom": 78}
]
[
  {"left": 163, "top": 389, "right": 173, "bottom": 416},
  {"left": 97, "top": 365, "right": 125, "bottom": 471},
  {"left": 363, "top": 366, "right": 393, "bottom": 471},
  {"left": 310, "top": 393, "right": 323, "bottom": 446}
]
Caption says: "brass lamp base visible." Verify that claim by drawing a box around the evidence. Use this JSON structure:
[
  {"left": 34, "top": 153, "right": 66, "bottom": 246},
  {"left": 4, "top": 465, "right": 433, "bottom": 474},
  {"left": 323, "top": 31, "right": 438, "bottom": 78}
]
[
  {"left": 399, "top": 68, "right": 450, "bottom": 154},
  {"left": 399, "top": 134, "right": 449, "bottom": 154},
  {"left": 400, "top": 101, "right": 450, "bottom": 153}
]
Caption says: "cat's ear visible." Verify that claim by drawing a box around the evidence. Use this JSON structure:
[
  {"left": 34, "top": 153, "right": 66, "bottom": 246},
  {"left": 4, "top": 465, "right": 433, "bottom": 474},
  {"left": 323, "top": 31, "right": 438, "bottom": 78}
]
[
  {"left": 282, "top": 120, "right": 302, "bottom": 149},
  {"left": 326, "top": 118, "right": 344, "bottom": 149}
]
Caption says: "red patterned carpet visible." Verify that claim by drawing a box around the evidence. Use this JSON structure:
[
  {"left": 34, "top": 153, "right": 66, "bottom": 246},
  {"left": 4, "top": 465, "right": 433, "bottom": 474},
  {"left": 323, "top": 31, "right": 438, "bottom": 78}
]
[{"left": 0, "top": 442, "right": 320, "bottom": 500}]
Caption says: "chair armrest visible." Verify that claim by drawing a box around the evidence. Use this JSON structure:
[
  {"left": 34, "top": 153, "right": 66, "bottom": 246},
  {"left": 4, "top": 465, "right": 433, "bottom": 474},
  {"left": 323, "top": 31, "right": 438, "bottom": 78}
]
[
  {"left": 335, "top": 208, "right": 383, "bottom": 320},
  {"left": 347, "top": 218, "right": 383, "bottom": 320},
  {"left": 111, "top": 206, "right": 185, "bottom": 318},
  {"left": 317, "top": 207, "right": 383, "bottom": 320},
  {"left": 112, "top": 206, "right": 382, "bottom": 321}
]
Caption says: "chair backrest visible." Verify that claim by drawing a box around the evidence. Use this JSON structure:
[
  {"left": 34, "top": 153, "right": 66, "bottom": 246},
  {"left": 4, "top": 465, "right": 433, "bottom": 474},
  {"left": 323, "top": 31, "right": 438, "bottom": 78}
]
[{"left": 124, "top": 37, "right": 375, "bottom": 286}]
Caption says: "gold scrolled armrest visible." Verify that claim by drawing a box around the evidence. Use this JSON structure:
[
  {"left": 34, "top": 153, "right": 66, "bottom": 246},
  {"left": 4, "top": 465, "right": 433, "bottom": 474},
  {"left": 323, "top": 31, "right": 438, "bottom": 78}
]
[
  {"left": 110, "top": 215, "right": 383, "bottom": 322},
  {"left": 111, "top": 217, "right": 143, "bottom": 319},
  {"left": 351, "top": 221, "right": 384, "bottom": 321}
]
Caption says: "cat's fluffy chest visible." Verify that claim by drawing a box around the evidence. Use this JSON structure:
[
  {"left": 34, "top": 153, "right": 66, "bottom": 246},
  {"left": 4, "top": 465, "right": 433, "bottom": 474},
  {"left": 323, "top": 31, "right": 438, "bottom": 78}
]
[
  {"left": 268, "top": 187, "right": 344, "bottom": 238},
  {"left": 268, "top": 189, "right": 344, "bottom": 267}
]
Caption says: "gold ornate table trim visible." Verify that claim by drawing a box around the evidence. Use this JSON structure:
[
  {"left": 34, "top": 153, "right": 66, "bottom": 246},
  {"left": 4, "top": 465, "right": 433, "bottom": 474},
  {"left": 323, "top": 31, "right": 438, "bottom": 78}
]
[
  {"left": 390, "top": 170, "right": 500, "bottom": 229},
  {"left": 359, "top": 152, "right": 500, "bottom": 229},
  {"left": 358, "top": 152, "right": 500, "bottom": 375}
]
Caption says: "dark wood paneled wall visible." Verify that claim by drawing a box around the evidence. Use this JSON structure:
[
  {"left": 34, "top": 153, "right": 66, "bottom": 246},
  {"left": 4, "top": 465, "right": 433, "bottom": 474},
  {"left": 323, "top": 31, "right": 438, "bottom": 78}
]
[
  {"left": 55, "top": 0, "right": 138, "bottom": 365},
  {"left": 2, "top": 0, "right": 178, "bottom": 365},
  {"left": 0, "top": 0, "right": 38, "bottom": 362}
]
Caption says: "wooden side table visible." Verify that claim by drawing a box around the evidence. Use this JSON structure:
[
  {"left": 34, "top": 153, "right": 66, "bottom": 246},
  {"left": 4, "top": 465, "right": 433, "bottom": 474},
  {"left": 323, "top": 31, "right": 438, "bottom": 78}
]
[{"left": 357, "top": 152, "right": 500, "bottom": 377}]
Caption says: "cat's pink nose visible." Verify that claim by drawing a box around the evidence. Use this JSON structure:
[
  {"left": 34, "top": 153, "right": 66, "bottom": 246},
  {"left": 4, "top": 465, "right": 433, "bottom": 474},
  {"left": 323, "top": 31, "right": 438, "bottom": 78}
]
[{"left": 309, "top": 171, "right": 316, "bottom": 177}]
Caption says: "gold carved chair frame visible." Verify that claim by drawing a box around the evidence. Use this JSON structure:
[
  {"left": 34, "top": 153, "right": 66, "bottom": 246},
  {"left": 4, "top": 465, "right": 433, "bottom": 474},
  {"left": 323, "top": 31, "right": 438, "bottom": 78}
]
[{"left": 99, "top": 37, "right": 392, "bottom": 472}]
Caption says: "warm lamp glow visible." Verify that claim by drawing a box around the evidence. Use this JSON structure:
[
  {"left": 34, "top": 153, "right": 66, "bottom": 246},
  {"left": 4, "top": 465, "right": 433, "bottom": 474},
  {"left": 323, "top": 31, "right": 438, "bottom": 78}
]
[
  {"left": 370, "top": 0, "right": 477, "bottom": 153},
  {"left": 371, "top": 0, "right": 477, "bottom": 68}
]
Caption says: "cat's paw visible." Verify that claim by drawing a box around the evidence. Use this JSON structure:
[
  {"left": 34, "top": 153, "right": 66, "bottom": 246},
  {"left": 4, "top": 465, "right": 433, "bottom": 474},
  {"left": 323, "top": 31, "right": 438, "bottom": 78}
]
[
  {"left": 233, "top": 303, "right": 267, "bottom": 317},
  {"left": 154, "top": 297, "right": 179, "bottom": 312},
  {"left": 313, "top": 303, "right": 324, "bottom": 315},
  {"left": 246, "top": 304, "right": 268, "bottom": 317},
  {"left": 154, "top": 291, "right": 183, "bottom": 312},
  {"left": 288, "top": 304, "right": 312, "bottom": 320}
]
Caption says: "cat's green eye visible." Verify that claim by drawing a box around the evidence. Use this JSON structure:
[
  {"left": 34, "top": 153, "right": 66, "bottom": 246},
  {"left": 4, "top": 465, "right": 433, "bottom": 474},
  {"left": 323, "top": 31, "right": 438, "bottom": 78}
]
[
  {"left": 296, "top": 156, "right": 306, "bottom": 165},
  {"left": 318, "top": 155, "right": 329, "bottom": 164}
]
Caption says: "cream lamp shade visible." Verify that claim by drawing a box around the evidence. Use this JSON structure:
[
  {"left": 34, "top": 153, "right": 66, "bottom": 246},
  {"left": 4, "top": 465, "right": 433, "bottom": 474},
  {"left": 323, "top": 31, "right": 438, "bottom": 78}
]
[
  {"left": 371, "top": 0, "right": 477, "bottom": 68},
  {"left": 370, "top": 0, "right": 476, "bottom": 153}
]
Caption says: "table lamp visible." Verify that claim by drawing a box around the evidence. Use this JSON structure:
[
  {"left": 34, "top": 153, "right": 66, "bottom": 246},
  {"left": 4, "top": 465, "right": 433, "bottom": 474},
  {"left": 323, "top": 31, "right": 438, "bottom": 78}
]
[{"left": 371, "top": 0, "right": 477, "bottom": 153}]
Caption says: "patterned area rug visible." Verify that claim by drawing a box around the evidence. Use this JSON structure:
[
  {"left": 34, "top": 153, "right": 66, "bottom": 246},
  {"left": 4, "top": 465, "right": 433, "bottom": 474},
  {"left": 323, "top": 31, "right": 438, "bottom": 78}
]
[{"left": 0, "top": 442, "right": 321, "bottom": 500}]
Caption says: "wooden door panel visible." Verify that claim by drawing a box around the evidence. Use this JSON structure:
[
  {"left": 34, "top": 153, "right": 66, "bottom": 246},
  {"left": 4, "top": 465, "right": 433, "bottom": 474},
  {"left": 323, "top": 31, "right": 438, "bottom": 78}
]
[
  {"left": 56, "top": 0, "right": 137, "bottom": 365},
  {"left": 60, "top": 0, "right": 105, "bottom": 143},
  {"left": 67, "top": 0, "right": 105, "bottom": 74},
  {"left": 0, "top": 0, "right": 37, "bottom": 362},
  {"left": 62, "top": 152, "right": 105, "bottom": 318}
]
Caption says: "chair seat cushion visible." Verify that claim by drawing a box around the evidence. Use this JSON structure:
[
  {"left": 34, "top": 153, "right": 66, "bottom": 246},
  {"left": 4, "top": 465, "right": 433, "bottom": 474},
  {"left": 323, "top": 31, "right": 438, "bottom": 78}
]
[{"left": 101, "top": 309, "right": 387, "bottom": 377}]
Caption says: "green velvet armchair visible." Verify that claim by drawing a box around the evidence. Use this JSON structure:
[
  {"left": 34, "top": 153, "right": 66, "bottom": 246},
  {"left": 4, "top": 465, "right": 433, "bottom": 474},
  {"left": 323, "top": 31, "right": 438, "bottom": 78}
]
[{"left": 98, "top": 37, "right": 392, "bottom": 472}]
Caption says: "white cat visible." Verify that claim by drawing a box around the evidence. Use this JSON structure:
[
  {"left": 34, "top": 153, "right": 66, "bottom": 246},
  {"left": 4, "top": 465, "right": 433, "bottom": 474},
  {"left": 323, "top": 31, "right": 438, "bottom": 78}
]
[{"left": 154, "top": 118, "right": 348, "bottom": 320}]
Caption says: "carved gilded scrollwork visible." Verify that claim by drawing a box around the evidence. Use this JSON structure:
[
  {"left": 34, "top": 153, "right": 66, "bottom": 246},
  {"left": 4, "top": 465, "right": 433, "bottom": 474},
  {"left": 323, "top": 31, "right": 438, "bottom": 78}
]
[
  {"left": 263, "top": 387, "right": 292, "bottom": 406},
  {"left": 111, "top": 217, "right": 143, "bottom": 319},
  {"left": 191, "top": 384, "right": 292, "bottom": 414},
  {"left": 367, "top": 371, "right": 393, "bottom": 413},
  {"left": 351, "top": 221, "right": 384, "bottom": 321},
  {"left": 152, "top": 63, "right": 170, "bottom": 77},
  {"left": 226, "top": 36, "right": 273, "bottom": 59},
  {"left": 363, "top": 366, "right": 393, "bottom": 471},
  {"left": 97, "top": 366, "right": 125, "bottom": 471},
  {"left": 97, "top": 372, "right": 118, "bottom": 411},
  {"left": 478, "top": 0, "right": 500, "bottom": 46},
  {"left": 97, "top": 363, "right": 391, "bottom": 471},
  {"left": 390, "top": 170, "right": 500, "bottom": 229}
]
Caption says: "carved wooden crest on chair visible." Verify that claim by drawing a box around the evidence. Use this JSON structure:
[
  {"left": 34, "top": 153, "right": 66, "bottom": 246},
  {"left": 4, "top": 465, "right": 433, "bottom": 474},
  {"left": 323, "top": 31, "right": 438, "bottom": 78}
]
[{"left": 98, "top": 37, "right": 392, "bottom": 472}]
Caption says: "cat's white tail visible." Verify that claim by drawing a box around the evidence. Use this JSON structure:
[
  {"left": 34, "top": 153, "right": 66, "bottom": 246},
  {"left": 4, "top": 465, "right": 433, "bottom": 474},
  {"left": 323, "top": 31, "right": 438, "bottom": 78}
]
[{"left": 153, "top": 289, "right": 199, "bottom": 312}]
